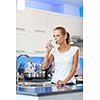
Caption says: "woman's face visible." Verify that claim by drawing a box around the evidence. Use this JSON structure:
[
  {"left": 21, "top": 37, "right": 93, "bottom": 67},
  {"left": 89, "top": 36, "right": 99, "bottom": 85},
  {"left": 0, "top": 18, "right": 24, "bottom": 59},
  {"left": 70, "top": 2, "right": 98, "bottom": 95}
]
[{"left": 53, "top": 29, "right": 66, "bottom": 45}]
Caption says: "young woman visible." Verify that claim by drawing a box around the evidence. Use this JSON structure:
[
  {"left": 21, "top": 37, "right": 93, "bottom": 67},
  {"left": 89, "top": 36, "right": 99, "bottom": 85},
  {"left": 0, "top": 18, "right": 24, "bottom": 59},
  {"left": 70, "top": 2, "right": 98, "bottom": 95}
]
[{"left": 42, "top": 26, "right": 79, "bottom": 86}]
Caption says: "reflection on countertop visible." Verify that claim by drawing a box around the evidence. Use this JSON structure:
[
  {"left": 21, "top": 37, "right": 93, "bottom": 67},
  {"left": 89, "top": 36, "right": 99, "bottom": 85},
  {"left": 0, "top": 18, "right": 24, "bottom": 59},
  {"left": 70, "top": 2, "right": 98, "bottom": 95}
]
[{"left": 16, "top": 81, "right": 83, "bottom": 96}]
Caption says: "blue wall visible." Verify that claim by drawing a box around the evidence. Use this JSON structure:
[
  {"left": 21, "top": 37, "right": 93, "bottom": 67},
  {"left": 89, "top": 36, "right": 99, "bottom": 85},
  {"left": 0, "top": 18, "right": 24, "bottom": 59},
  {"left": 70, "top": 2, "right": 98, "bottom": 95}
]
[
  {"left": 17, "top": 56, "right": 44, "bottom": 69},
  {"left": 79, "top": 57, "right": 83, "bottom": 75},
  {"left": 80, "top": 6, "right": 83, "bottom": 17}
]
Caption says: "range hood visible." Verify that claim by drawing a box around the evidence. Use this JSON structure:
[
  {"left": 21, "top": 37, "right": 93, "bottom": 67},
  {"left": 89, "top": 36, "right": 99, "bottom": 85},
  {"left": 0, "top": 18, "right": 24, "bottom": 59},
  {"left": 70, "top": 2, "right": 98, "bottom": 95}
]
[{"left": 70, "top": 36, "right": 83, "bottom": 45}]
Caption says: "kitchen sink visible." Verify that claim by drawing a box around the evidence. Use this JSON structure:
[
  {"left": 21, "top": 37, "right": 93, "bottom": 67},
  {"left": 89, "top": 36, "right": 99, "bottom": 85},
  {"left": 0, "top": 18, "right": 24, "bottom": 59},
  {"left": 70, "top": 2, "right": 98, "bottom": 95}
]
[{"left": 17, "top": 81, "right": 52, "bottom": 87}]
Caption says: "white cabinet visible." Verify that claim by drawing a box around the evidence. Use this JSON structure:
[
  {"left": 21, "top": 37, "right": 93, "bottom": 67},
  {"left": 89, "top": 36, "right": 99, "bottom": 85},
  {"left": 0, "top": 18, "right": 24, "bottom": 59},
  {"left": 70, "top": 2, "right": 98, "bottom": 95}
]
[
  {"left": 16, "top": 29, "right": 49, "bottom": 54},
  {"left": 16, "top": 9, "right": 34, "bottom": 32},
  {"left": 47, "top": 12, "right": 83, "bottom": 38},
  {"left": 31, "top": 9, "right": 48, "bottom": 31},
  {"left": 46, "top": 13, "right": 66, "bottom": 39},
  {"left": 16, "top": 10, "right": 27, "bottom": 29},
  {"left": 63, "top": 15, "right": 83, "bottom": 38},
  {"left": 16, "top": 8, "right": 83, "bottom": 37},
  {"left": 16, "top": 8, "right": 49, "bottom": 54},
  {"left": 16, "top": 8, "right": 48, "bottom": 32},
  {"left": 24, "top": 8, "right": 48, "bottom": 33},
  {"left": 16, "top": 8, "right": 83, "bottom": 54},
  {"left": 16, "top": 30, "right": 33, "bottom": 52}
]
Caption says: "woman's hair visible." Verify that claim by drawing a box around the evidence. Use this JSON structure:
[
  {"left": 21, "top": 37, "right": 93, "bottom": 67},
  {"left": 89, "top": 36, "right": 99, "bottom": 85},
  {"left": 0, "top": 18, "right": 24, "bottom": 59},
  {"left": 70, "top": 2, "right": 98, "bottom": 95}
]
[{"left": 54, "top": 26, "right": 70, "bottom": 44}]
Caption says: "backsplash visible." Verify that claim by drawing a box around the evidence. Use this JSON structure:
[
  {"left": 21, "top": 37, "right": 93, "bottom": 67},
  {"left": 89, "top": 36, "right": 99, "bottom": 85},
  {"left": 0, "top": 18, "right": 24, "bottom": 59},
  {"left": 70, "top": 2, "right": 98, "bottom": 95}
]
[
  {"left": 17, "top": 56, "right": 44, "bottom": 69},
  {"left": 17, "top": 56, "right": 83, "bottom": 75}
]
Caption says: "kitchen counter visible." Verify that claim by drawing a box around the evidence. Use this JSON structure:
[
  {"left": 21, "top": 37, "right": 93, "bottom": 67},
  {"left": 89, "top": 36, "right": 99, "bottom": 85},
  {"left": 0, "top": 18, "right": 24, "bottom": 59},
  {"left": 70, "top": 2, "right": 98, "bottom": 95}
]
[{"left": 16, "top": 82, "right": 83, "bottom": 100}]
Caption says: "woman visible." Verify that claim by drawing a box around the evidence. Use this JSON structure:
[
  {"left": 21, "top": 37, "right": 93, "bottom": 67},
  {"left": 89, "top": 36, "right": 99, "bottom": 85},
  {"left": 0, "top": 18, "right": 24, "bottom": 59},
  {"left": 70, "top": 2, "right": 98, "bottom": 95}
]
[{"left": 42, "top": 26, "right": 79, "bottom": 86}]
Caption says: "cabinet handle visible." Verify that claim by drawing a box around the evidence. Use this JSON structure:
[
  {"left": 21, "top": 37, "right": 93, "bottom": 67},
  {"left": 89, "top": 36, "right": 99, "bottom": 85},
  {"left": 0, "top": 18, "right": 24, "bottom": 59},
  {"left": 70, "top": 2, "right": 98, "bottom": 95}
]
[
  {"left": 34, "top": 30, "right": 46, "bottom": 33},
  {"left": 34, "top": 51, "right": 45, "bottom": 53},
  {"left": 16, "top": 50, "right": 25, "bottom": 53},
  {"left": 16, "top": 28, "right": 25, "bottom": 31}
]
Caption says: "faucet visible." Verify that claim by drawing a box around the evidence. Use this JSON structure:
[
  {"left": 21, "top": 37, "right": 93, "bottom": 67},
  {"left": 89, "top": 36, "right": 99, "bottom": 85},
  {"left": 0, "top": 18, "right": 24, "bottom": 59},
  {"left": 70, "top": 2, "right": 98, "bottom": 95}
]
[{"left": 16, "top": 54, "right": 34, "bottom": 72}]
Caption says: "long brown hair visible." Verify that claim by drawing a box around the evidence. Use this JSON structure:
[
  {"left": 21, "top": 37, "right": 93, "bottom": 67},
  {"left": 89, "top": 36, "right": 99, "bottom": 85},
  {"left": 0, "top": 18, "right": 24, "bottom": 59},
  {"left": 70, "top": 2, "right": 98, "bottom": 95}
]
[{"left": 54, "top": 26, "right": 70, "bottom": 44}]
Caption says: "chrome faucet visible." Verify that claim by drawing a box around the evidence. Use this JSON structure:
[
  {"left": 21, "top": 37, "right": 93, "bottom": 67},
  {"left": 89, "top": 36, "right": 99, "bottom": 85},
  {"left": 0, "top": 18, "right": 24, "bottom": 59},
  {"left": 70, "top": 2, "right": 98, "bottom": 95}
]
[{"left": 16, "top": 54, "right": 34, "bottom": 71}]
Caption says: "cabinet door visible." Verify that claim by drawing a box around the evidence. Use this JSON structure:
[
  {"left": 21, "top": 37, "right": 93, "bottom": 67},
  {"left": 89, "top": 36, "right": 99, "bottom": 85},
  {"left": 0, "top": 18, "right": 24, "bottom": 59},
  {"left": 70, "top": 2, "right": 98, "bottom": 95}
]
[
  {"left": 30, "top": 30, "right": 49, "bottom": 52},
  {"left": 16, "top": 9, "right": 34, "bottom": 31},
  {"left": 16, "top": 29, "right": 49, "bottom": 54},
  {"left": 16, "top": 10, "right": 27, "bottom": 29},
  {"left": 47, "top": 13, "right": 65, "bottom": 33},
  {"left": 24, "top": 8, "right": 48, "bottom": 33},
  {"left": 63, "top": 15, "right": 83, "bottom": 38},
  {"left": 16, "top": 8, "right": 49, "bottom": 54},
  {"left": 16, "top": 30, "right": 32, "bottom": 52},
  {"left": 47, "top": 12, "right": 83, "bottom": 38}
]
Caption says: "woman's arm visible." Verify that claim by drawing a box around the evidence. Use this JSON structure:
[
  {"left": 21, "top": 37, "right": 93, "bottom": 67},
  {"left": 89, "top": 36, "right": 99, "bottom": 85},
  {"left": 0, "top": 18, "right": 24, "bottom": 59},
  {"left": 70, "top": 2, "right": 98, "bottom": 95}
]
[
  {"left": 42, "top": 52, "right": 54, "bottom": 70},
  {"left": 42, "top": 41, "right": 54, "bottom": 70},
  {"left": 57, "top": 49, "right": 79, "bottom": 85}
]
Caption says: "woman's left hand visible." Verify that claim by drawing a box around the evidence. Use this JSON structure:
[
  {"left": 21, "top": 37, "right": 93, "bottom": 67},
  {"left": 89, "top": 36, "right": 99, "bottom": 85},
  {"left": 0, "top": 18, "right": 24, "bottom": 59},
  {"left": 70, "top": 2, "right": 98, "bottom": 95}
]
[{"left": 57, "top": 80, "right": 65, "bottom": 86}]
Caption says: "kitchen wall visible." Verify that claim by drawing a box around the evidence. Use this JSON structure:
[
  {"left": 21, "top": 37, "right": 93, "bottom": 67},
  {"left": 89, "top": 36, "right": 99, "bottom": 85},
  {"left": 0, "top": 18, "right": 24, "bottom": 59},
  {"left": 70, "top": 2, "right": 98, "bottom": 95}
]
[{"left": 16, "top": 1, "right": 83, "bottom": 75}]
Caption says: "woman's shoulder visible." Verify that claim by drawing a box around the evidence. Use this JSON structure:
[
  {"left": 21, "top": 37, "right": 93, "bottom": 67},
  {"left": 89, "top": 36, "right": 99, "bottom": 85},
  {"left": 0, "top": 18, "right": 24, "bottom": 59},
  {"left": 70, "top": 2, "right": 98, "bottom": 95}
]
[
  {"left": 70, "top": 46, "right": 80, "bottom": 54},
  {"left": 71, "top": 46, "right": 79, "bottom": 50}
]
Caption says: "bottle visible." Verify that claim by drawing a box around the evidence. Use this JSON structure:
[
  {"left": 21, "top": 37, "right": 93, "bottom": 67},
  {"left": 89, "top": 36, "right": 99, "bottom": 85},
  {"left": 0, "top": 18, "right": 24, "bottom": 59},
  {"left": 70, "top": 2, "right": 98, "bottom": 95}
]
[
  {"left": 16, "top": 72, "right": 19, "bottom": 84},
  {"left": 42, "top": 71, "right": 45, "bottom": 78},
  {"left": 27, "top": 61, "right": 34, "bottom": 73}
]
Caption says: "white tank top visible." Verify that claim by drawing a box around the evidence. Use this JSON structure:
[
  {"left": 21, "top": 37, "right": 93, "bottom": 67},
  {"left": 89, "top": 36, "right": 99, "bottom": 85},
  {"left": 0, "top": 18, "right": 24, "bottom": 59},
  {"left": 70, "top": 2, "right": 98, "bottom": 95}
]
[{"left": 50, "top": 46, "right": 79, "bottom": 84}]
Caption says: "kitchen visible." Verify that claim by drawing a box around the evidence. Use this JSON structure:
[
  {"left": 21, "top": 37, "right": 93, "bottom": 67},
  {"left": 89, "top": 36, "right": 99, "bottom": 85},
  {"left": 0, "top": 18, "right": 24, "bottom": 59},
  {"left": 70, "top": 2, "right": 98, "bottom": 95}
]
[{"left": 16, "top": 0, "right": 83, "bottom": 100}]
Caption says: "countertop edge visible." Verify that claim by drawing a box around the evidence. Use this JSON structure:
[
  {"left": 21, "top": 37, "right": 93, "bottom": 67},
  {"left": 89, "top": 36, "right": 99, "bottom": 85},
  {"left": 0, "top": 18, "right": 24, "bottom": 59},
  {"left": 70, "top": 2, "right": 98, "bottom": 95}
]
[{"left": 16, "top": 87, "right": 83, "bottom": 97}]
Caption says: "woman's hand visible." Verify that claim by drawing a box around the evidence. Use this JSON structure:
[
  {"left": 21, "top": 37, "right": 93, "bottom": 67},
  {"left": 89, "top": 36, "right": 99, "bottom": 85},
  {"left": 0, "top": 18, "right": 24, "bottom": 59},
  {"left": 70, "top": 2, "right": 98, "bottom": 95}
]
[
  {"left": 57, "top": 80, "right": 65, "bottom": 86},
  {"left": 45, "top": 41, "right": 54, "bottom": 52}
]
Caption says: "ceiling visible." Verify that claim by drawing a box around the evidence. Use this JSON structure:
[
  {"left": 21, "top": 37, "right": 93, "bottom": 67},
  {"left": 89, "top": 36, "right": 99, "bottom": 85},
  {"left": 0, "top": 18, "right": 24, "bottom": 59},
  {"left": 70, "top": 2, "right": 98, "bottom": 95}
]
[{"left": 32, "top": 0, "right": 83, "bottom": 7}]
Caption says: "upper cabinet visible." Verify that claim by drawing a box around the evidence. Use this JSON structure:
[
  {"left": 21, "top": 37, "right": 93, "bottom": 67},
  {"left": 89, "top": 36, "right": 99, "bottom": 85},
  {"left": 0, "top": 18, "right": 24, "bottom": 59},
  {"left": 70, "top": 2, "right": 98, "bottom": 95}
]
[
  {"left": 16, "top": 10, "right": 27, "bottom": 29},
  {"left": 16, "top": 8, "right": 83, "bottom": 54},
  {"left": 47, "top": 12, "right": 83, "bottom": 38},
  {"left": 16, "top": 8, "right": 83, "bottom": 37},
  {"left": 26, "top": 9, "right": 49, "bottom": 34},
  {"left": 16, "top": 8, "right": 48, "bottom": 33},
  {"left": 16, "top": 9, "right": 49, "bottom": 54},
  {"left": 63, "top": 15, "right": 83, "bottom": 38}
]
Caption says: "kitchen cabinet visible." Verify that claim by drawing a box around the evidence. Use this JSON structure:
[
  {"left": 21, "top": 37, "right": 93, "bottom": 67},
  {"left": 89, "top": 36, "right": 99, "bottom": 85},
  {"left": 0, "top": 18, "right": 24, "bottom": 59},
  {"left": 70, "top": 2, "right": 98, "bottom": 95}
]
[
  {"left": 16, "top": 10, "right": 29, "bottom": 29},
  {"left": 30, "top": 9, "right": 48, "bottom": 32},
  {"left": 16, "top": 8, "right": 48, "bottom": 33},
  {"left": 16, "top": 8, "right": 83, "bottom": 54},
  {"left": 16, "top": 8, "right": 49, "bottom": 54},
  {"left": 16, "top": 29, "right": 33, "bottom": 52},
  {"left": 16, "top": 8, "right": 83, "bottom": 37},
  {"left": 63, "top": 15, "right": 83, "bottom": 38},
  {"left": 47, "top": 12, "right": 83, "bottom": 38},
  {"left": 16, "top": 29, "right": 49, "bottom": 55}
]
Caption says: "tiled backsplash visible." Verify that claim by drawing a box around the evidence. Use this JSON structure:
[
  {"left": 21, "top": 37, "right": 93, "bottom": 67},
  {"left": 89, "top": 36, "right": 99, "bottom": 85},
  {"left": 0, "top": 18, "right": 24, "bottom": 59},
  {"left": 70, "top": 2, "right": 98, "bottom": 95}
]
[
  {"left": 17, "top": 56, "right": 44, "bottom": 69},
  {"left": 17, "top": 56, "right": 83, "bottom": 75}
]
